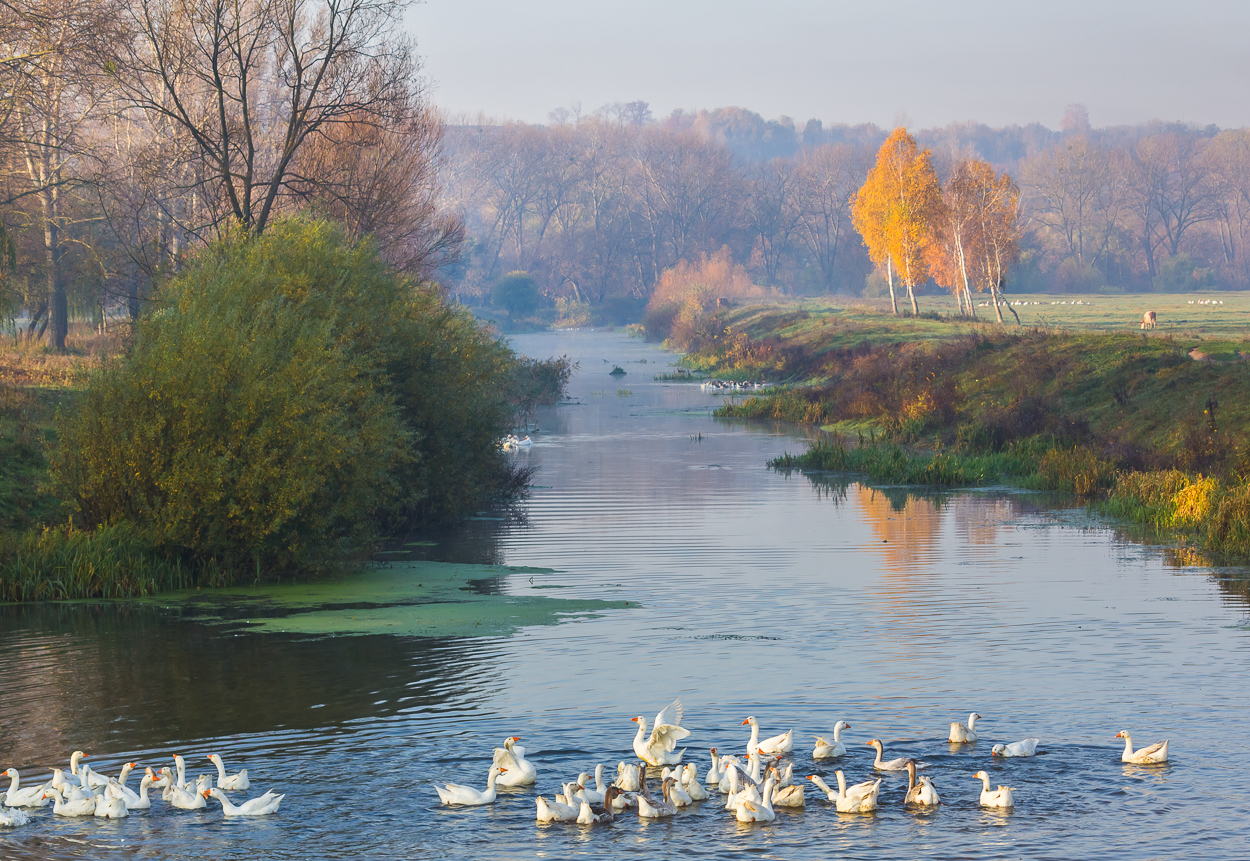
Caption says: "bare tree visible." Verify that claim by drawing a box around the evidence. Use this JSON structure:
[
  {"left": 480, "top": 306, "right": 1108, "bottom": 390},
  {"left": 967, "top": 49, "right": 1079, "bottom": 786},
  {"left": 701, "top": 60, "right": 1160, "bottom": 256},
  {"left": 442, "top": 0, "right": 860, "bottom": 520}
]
[
  {"left": 791, "top": 143, "right": 865, "bottom": 293},
  {"left": 0, "top": 0, "right": 114, "bottom": 349},
  {"left": 291, "top": 103, "right": 462, "bottom": 279},
  {"left": 744, "top": 157, "right": 798, "bottom": 287},
  {"left": 1205, "top": 129, "right": 1250, "bottom": 283},
  {"left": 1127, "top": 132, "right": 1215, "bottom": 279},
  {"left": 115, "top": 0, "right": 419, "bottom": 235}
]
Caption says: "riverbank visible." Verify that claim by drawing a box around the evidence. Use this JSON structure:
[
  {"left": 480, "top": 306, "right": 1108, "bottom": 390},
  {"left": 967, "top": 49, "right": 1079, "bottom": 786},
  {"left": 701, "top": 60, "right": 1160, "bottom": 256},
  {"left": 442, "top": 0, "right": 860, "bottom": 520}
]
[{"left": 686, "top": 301, "right": 1250, "bottom": 561}]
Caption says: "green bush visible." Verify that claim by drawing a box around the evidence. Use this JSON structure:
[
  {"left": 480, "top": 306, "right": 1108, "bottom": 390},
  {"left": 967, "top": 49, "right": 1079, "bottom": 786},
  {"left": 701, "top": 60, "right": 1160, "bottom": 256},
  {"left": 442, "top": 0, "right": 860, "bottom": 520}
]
[{"left": 50, "top": 218, "right": 522, "bottom": 574}]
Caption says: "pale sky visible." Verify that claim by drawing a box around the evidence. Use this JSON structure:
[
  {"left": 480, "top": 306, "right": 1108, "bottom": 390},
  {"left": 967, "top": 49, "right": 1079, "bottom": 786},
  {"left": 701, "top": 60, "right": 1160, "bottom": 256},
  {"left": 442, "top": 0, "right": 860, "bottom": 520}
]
[{"left": 407, "top": 0, "right": 1250, "bottom": 130}]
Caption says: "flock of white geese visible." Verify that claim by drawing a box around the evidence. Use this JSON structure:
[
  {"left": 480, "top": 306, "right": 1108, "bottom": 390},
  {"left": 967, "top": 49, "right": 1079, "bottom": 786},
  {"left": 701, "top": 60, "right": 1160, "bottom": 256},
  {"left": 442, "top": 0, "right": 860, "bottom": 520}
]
[
  {"left": 0, "top": 750, "right": 282, "bottom": 827},
  {"left": 435, "top": 701, "right": 1170, "bottom": 824}
]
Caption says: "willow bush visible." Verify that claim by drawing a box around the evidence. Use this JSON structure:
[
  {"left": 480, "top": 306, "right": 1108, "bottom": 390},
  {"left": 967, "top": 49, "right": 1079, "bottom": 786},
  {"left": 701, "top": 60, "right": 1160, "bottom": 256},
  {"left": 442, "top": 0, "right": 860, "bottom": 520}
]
[{"left": 49, "top": 218, "right": 521, "bottom": 575}]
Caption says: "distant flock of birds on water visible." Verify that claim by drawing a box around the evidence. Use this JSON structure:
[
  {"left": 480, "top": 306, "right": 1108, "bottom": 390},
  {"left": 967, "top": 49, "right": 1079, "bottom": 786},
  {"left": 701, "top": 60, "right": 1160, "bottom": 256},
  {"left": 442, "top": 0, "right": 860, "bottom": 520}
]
[
  {"left": 500, "top": 434, "right": 533, "bottom": 451},
  {"left": 434, "top": 701, "right": 1170, "bottom": 825},
  {"left": 1, "top": 750, "right": 281, "bottom": 827},
  {"left": 699, "top": 380, "right": 773, "bottom": 393}
]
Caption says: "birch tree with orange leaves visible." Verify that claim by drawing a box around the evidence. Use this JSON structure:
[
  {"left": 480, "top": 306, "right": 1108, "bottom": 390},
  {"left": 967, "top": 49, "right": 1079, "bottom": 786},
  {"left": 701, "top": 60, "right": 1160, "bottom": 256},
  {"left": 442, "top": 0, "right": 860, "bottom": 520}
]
[
  {"left": 928, "top": 159, "right": 1023, "bottom": 324},
  {"left": 851, "top": 128, "right": 943, "bottom": 315}
]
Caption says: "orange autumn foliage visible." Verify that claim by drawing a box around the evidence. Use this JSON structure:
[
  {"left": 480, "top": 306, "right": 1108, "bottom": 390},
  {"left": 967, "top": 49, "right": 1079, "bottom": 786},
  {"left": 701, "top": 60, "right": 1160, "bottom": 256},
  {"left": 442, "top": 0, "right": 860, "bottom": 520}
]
[
  {"left": 644, "top": 247, "right": 767, "bottom": 348},
  {"left": 851, "top": 128, "right": 944, "bottom": 315},
  {"left": 927, "top": 159, "right": 1022, "bottom": 322}
]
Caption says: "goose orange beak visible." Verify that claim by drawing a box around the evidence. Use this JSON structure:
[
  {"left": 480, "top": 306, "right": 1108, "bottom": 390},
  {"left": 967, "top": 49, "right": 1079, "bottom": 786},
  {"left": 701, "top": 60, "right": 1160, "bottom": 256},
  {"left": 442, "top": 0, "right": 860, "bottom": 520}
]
[{"left": 741, "top": 719, "right": 750, "bottom": 725}]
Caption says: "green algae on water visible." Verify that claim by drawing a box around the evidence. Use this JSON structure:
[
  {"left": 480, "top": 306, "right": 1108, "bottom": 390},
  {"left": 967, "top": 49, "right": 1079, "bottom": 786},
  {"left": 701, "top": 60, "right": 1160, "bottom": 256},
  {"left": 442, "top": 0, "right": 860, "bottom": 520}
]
[{"left": 140, "top": 561, "right": 638, "bottom": 638}]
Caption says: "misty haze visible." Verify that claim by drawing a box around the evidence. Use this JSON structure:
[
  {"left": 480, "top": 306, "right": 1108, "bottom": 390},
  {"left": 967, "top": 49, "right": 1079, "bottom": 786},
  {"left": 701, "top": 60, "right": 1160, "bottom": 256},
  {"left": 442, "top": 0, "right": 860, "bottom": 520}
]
[{"left": 1, "top": 2, "right": 1247, "bottom": 859}]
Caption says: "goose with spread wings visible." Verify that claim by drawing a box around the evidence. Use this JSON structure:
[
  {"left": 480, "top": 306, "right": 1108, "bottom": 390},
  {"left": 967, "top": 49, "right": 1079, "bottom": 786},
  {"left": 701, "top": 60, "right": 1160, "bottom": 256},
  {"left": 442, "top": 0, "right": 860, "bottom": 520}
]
[{"left": 632, "top": 699, "right": 690, "bottom": 766}]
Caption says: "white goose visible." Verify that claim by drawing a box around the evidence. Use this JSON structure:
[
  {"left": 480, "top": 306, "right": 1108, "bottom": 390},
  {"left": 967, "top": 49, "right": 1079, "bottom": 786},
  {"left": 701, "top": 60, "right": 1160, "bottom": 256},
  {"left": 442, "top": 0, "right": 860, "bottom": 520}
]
[
  {"left": 767, "top": 767, "right": 804, "bottom": 807},
  {"left": 808, "top": 771, "right": 881, "bottom": 813},
  {"left": 992, "top": 738, "right": 1040, "bottom": 758},
  {"left": 172, "top": 755, "right": 189, "bottom": 789},
  {"left": 974, "top": 771, "right": 1014, "bottom": 808},
  {"left": 67, "top": 751, "right": 89, "bottom": 782},
  {"left": 434, "top": 765, "right": 506, "bottom": 806},
  {"left": 904, "top": 760, "right": 939, "bottom": 807},
  {"left": 109, "top": 774, "right": 156, "bottom": 810},
  {"left": 661, "top": 769, "right": 694, "bottom": 807},
  {"left": 813, "top": 720, "right": 850, "bottom": 759},
  {"left": 492, "top": 737, "right": 537, "bottom": 786},
  {"left": 48, "top": 768, "right": 72, "bottom": 795},
  {"left": 734, "top": 775, "right": 777, "bottom": 822},
  {"left": 681, "top": 763, "right": 709, "bottom": 800},
  {"left": 704, "top": 748, "right": 725, "bottom": 785},
  {"left": 78, "top": 763, "right": 109, "bottom": 791},
  {"left": 723, "top": 765, "right": 759, "bottom": 811},
  {"left": 93, "top": 793, "right": 128, "bottom": 819},
  {"left": 43, "top": 787, "right": 97, "bottom": 817},
  {"left": 168, "top": 781, "right": 208, "bottom": 810},
  {"left": 632, "top": 700, "right": 690, "bottom": 766},
  {"left": 205, "top": 787, "right": 284, "bottom": 815},
  {"left": 867, "top": 739, "right": 923, "bottom": 771},
  {"left": 573, "top": 768, "right": 605, "bottom": 804},
  {"left": 158, "top": 768, "right": 175, "bottom": 801},
  {"left": 1116, "top": 730, "right": 1169, "bottom": 764},
  {"left": 613, "top": 761, "right": 641, "bottom": 792},
  {"left": 535, "top": 794, "right": 579, "bottom": 823},
  {"left": 741, "top": 716, "right": 794, "bottom": 755},
  {"left": 207, "top": 754, "right": 250, "bottom": 790},
  {"left": 0, "top": 805, "right": 30, "bottom": 827},
  {"left": 949, "top": 712, "right": 982, "bottom": 743},
  {"left": 2, "top": 768, "right": 50, "bottom": 808}
]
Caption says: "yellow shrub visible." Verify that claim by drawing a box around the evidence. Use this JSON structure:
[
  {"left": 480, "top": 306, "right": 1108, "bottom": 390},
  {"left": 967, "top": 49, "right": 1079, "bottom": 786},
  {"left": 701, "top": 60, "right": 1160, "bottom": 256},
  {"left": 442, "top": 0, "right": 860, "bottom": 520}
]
[{"left": 1170, "top": 476, "right": 1218, "bottom": 527}]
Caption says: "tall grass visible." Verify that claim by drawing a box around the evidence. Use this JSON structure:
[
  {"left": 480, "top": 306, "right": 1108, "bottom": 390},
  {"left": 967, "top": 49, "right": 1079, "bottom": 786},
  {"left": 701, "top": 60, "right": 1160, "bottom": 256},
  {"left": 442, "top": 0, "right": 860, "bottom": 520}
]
[
  {"left": 0, "top": 524, "right": 226, "bottom": 602},
  {"left": 769, "top": 437, "right": 1034, "bottom": 487}
]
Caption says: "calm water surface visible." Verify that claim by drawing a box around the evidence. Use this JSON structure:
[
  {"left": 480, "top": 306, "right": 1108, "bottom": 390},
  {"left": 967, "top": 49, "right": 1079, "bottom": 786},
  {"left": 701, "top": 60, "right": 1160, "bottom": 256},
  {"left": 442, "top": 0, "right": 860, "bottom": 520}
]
[{"left": 2, "top": 329, "right": 1249, "bottom": 860}]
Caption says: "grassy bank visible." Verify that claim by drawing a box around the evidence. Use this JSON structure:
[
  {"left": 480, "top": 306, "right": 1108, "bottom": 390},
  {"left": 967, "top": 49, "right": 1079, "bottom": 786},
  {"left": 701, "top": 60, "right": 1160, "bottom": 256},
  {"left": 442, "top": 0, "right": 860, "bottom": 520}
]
[{"left": 693, "top": 302, "right": 1250, "bottom": 561}]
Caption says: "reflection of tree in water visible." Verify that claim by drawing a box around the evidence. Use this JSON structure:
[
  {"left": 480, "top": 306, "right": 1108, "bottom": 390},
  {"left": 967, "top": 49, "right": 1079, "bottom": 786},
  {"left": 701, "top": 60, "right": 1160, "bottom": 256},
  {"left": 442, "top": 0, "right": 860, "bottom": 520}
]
[
  {"left": 0, "top": 602, "right": 503, "bottom": 768},
  {"left": 853, "top": 485, "right": 948, "bottom": 572}
]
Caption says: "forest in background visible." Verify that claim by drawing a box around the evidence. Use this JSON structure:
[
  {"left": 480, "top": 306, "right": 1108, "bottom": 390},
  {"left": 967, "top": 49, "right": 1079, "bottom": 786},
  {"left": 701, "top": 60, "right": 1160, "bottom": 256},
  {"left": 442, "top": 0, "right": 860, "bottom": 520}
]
[
  {"left": 443, "top": 103, "right": 1250, "bottom": 320},
  {"left": 5, "top": 0, "right": 1250, "bottom": 342}
]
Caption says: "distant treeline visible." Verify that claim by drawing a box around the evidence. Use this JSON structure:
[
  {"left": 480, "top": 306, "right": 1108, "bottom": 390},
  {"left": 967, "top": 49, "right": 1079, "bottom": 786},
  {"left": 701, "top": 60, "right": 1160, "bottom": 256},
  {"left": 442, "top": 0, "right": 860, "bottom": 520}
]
[{"left": 443, "top": 103, "right": 1250, "bottom": 312}]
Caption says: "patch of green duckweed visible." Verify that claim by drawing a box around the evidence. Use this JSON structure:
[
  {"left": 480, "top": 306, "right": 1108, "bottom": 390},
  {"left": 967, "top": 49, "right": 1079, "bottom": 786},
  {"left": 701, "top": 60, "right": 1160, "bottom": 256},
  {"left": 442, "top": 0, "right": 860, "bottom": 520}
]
[{"left": 137, "top": 561, "right": 638, "bottom": 638}]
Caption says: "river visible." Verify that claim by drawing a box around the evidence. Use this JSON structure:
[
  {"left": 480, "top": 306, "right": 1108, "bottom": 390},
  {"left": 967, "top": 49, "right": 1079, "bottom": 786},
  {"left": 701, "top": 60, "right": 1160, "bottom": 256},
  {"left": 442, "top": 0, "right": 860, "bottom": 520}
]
[{"left": 1, "top": 329, "right": 1248, "bottom": 859}]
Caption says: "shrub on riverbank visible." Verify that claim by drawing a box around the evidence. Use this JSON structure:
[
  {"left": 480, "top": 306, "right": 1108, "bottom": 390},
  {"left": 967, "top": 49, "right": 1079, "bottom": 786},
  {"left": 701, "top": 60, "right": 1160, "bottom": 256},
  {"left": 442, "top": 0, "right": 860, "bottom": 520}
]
[{"left": 47, "top": 218, "right": 528, "bottom": 578}]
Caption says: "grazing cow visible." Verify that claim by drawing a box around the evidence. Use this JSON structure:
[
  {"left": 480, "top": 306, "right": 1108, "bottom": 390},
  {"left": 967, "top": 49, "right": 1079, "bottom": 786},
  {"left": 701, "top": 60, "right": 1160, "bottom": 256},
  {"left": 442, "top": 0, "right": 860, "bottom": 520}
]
[{"left": 1140, "top": 310, "right": 1157, "bottom": 330}]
